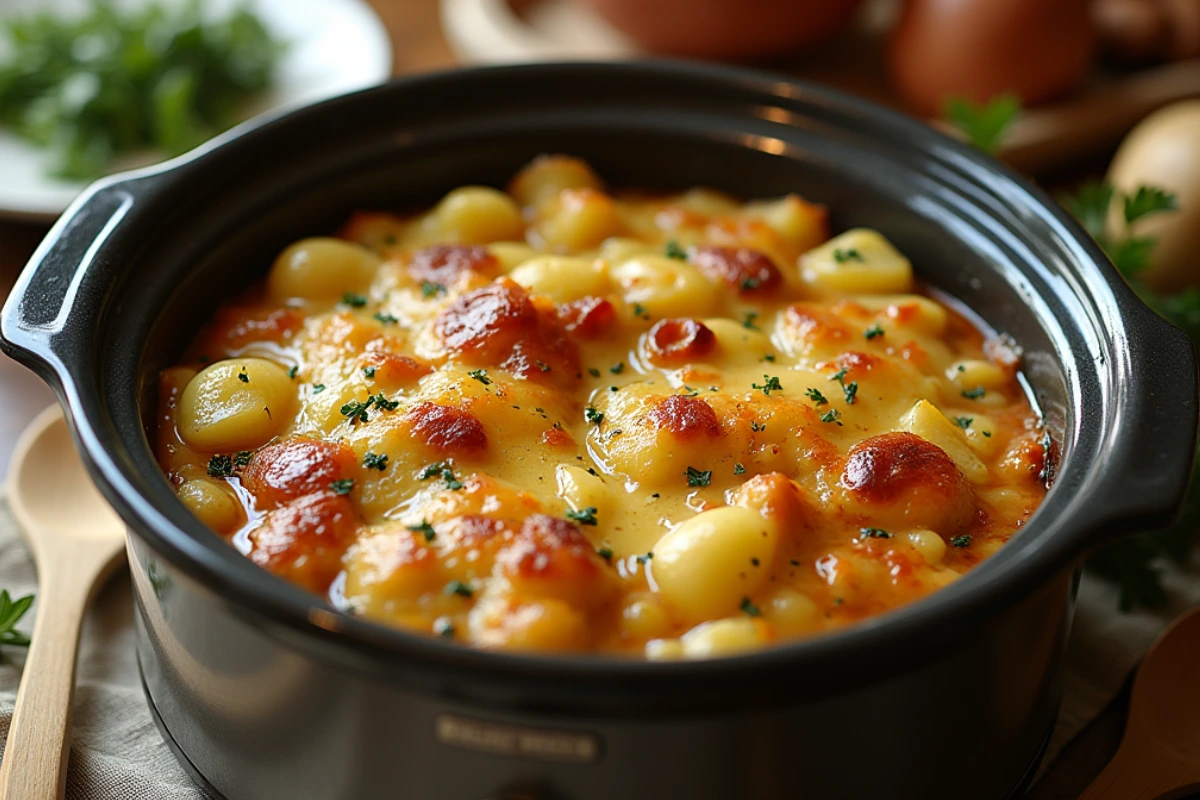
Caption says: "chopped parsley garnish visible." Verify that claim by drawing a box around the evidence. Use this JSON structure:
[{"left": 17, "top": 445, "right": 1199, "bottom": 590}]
[
  {"left": 805, "top": 387, "right": 829, "bottom": 405},
  {"left": 828, "top": 367, "right": 848, "bottom": 383},
  {"left": 597, "top": 546, "right": 613, "bottom": 561},
  {"left": 421, "top": 281, "right": 445, "bottom": 298},
  {"left": 750, "top": 420, "right": 766, "bottom": 432},
  {"left": 445, "top": 580, "right": 473, "bottom": 598},
  {"left": 951, "top": 535, "right": 972, "bottom": 548},
  {"left": 741, "top": 278, "right": 760, "bottom": 291},
  {"left": 233, "top": 450, "right": 253, "bottom": 468},
  {"left": 419, "top": 461, "right": 464, "bottom": 490},
  {"left": 287, "top": 365, "right": 298, "bottom": 379},
  {"left": 741, "top": 311, "right": 760, "bottom": 330},
  {"left": 370, "top": 393, "right": 399, "bottom": 411},
  {"left": 820, "top": 409, "right": 843, "bottom": 426},
  {"left": 566, "top": 507, "right": 599, "bottom": 526},
  {"left": 206, "top": 454, "right": 234, "bottom": 478},
  {"left": 833, "top": 248, "right": 864, "bottom": 263},
  {"left": 312, "top": 383, "right": 326, "bottom": 394},
  {"left": 237, "top": 369, "right": 249, "bottom": 383},
  {"left": 841, "top": 381, "right": 858, "bottom": 404},
  {"left": 373, "top": 312, "right": 399, "bottom": 325},
  {"left": 763, "top": 353, "right": 776, "bottom": 362},
  {"left": 686, "top": 466, "right": 712, "bottom": 487},
  {"left": 468, "top": 368, "right": 491, "bottom": 385},
  {"left": 330, "top": 478, "right": 355, "bottom": 495},
  {"left": 859, "top": 527, "right": 893, "bottom": 540},
  {"left": 864, "top": 323, "right": 885, "bottom": 340},
  {"left": 535, "top": 360, "right": 551, "bottom": 373},
  {"left": 342, "top": 292, "right": 367, "bottom": 307},
  {"left": 636, "top": 552, "right": 654, "bottom": 564},
  {"left": 961, "top": 386, "right": 987, "bottom": 400},
  {"left": 734, "top": 463, "right": 745, "bottom": 475},
  {"left": 362, "top": 452, "right": 389, "bottom": 471},
  {"left": 955, "top": 417, "right": 973, "bottom": 429},
  {"left": 407, "top": 520, "right": 436, "bottom": 541},
  {"left": 982, "top": 431, "right": 992, "bottom": 437},
  {"left": 664, "top": 240, "right": 687, "bottom": 260},
  {"left": 740, "top": 597, "right": 761, "bottom": 617},
  {"left": 434, "top": 619, "right": 455, "bottom": 638},
  {"left": 340, "top": 399, "right": 372, "bottom": 423},
  {"left": 585, "top": 407, "right": 604, "bottom": 425},
  {"left": 610, "top": 362, "right": 625, "bottom": 374},
  {"left": 632, "top": 302, "right": 650, "bottom": 319},
  {"left": 752, "top": 375, "right": 782, "bottom": 396},
  {"left": 362, "top": 366, "right": 376, "bottom": 379},
  {"left": 587, "top": 367, "right": 601, "bottom": 378}
]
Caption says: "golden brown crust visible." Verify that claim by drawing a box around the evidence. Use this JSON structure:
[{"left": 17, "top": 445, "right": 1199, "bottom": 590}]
[
  {"left": 406, "top": 401, "right": 489, "bottom": 454},
  {"left": 242, "top": 439, "right": 356, "bottom": 509},
  {"left": 248, "top": 493, "right": 358, "bottom": 593},
  {"left": 689, "top": 245, "right": 782, "bottom": 295},
  {"left": 646, "top": 318, "right": 717, "bottom": 364}
]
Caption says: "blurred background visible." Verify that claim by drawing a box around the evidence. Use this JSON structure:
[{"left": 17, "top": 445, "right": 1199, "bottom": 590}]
[
  {"left": 8, "top": 0, "right": 1199, "bottom": 466},
  {"left": 0, "top": 2, "right": 1198, "bottom": 796}
]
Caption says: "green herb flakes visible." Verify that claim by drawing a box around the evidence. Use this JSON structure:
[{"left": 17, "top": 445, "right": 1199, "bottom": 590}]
[
  {"left": 752, "top": 375, "right": 782, "bottom": 396},
  {"left": 362, "top": 452, "right": 389, "bottom": 471},
  {"left": 407, "top": 520, "right": 436, "bottom": 542},
  {"left": 445, "top": 580, "right": 473, "bottom": 598},
  {"left": 206, "top": 454, "right": 234, "bottom": 478},
  {"left": 566, "top": 507, "right": 599, "bottom": 526},
  {"left": 859, "top": 528, "right": 892, "bottom": 540}
]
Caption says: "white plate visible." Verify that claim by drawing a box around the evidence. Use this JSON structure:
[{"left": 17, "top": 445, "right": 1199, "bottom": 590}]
[{"left": 0, "top": 0, "right": 392, "bottom": 222}]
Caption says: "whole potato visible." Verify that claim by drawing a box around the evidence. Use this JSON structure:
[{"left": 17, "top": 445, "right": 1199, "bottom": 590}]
[
  {"left": 1106, "top": 100, "right": 1200, "bottom": 292},
  {"left": 578, "top": 0, "right": 863, "bottom": 59}
]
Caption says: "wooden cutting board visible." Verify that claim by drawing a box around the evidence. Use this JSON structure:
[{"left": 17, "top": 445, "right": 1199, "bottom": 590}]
[{"left": 441, "top": 0, "right": 1200, "bottom": 176}]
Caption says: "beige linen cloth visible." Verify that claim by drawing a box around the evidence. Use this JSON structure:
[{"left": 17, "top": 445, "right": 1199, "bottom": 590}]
[{"left": 0, "top": 493, "right": 1195, "bottom": 799}]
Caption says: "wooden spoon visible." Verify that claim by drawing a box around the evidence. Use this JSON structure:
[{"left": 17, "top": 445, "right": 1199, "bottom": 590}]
[
  {"left": 0, "top": 406, "right": 126, "bottom": 800},
  {"left": 1079, "top": 606, "right": 1200, "bottom": 800}
]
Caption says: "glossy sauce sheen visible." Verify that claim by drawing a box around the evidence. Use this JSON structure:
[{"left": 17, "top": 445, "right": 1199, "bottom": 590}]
[{"left": 155, "top": 156, "right": 1048, "bottom": 659}]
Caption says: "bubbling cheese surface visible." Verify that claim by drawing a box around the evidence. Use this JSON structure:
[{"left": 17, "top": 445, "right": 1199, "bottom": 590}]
[{"left": 155, "top": 156, "right": 1048, "bottom": 658}]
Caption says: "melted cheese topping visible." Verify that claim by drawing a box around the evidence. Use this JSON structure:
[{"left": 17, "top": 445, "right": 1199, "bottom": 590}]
[{"left": 156, "top": 156, "right": 1048, "bottom": 658}]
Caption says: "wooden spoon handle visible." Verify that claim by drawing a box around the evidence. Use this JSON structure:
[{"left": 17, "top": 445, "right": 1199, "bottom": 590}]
[
  {"left": 1078, "top": 727, "right": 1200, "bottom": 800},
  {"left": 0, "top": 541, "right": 117, "bottom": 800}
]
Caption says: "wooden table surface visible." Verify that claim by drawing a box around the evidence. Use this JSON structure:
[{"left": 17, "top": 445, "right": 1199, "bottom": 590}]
[{"left": 0, "top": 1, "right": 1135, "bottom": 797}]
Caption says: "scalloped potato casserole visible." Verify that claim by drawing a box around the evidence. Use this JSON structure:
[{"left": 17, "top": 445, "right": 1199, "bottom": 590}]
[{"left": 155, "top": 156, "right": 1049, "bottom": 658}]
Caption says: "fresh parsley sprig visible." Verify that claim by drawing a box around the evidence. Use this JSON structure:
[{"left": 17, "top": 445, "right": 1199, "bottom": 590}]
[
  {"left": 943, "top": 94, "right": 1020, "bottom": 155},
  {"left": 0, "top": 591, "right": 34, "bottom": 648},
  {"left": 1060, "top": 179, "right": 1194, "bottom": 610}
]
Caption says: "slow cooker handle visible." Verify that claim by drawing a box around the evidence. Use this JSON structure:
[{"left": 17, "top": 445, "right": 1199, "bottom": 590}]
[
  {"left": 0, "top": 184, "right": 136, "bottom": 377},
  {"left": 1096, "top": 310, "right": 1199, "bottom": 536}
]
